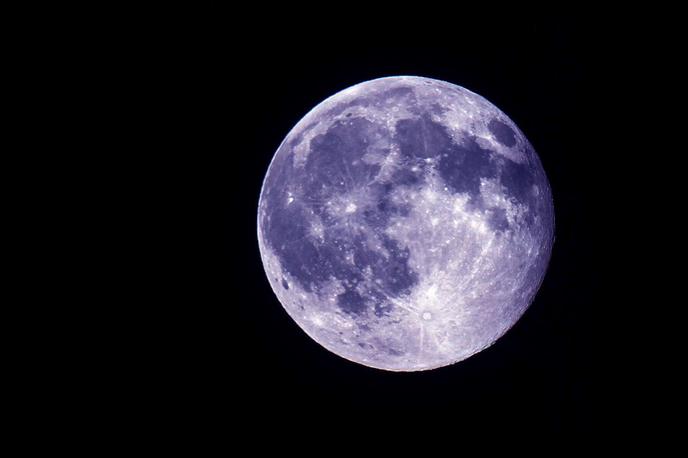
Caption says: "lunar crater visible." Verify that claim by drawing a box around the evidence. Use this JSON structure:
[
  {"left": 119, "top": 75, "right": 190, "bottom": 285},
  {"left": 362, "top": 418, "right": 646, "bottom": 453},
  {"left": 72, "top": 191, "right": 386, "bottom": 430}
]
[{"left": 258, "top": 76, "right": 554, "bottom": 371}]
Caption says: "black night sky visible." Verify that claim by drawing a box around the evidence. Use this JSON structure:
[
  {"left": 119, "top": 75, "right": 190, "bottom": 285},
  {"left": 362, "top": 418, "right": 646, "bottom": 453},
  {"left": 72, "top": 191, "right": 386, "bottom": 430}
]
[{"left": 164, "top": 18, "right": 650, "bottom": 438}]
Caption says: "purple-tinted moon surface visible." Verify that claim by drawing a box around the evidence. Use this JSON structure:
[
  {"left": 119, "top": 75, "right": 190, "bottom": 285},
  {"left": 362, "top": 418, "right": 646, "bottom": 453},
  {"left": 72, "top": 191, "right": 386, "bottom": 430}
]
[{"left": 258, "top": 76, "right": 554, "bottom": 371}]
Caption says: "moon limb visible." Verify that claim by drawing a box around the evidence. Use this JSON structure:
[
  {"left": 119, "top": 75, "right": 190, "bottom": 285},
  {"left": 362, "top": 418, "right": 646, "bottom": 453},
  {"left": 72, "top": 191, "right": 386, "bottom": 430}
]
[{"left": 258, "top": 76, "right": 554, "bottom": 371}]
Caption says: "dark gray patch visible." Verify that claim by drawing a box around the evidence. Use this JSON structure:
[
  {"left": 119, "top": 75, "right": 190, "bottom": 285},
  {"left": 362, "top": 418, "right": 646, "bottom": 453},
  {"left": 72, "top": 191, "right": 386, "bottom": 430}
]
[
  {"left": 386, "top": 347, "right": 404, "bottom": 356},
  {"left": 362, "top": 183, "right": 410, "bottom": 229},
  {"left": 488, "top": 208, "right": 509, "bottom": 231},
  {"left": 274, "top": 224, "right": 418, "bottom": 310},
  {"left": 374, "top": 301, "right": 394, "bottom": 317},
  {"left": 266, "top": 217, "right": 319, "bottom": 292},
  {"left": 500, "top": 159, "right": 535, "bottom": 207},
  {"left": 534, "top": 184, "right": 553, "bottom": 228},
  {"left": 488, "top": 119, "right": 516, "bottom": 147},
  {"left": 337, "top": 288, "right": 367, "bottom": 315},
  {"left": 437, "top": 136, "right": 498, "bottom": 199},
  {"left": 362, "top": 207, "right": 388, "bottom": 229},
  {"left": 318, "top": 233, "right": 368, "bottom": 281},
  {"left": 265, "top": 205, "right": 364, "bottom": 292},
  {"left": 395, "top": 115, "right": 451, "bottom": 159},
  {"left": 281, "top": 278, "right": 289, "bottom": 290},
  {"left": 263, "top": 203, "right": 306, "bottom": 258},
  {"left": 372, "top": 339, "right": 404, "bottom": 356},
  {"left": 429, "top": 103, "right": 448, "bottom": 115},
  {"left": 369, "top": 235, "right": 418, "bottom": 296},
  {"left": 263, "top": 114, "right": 418, "bottom": 303},
  {"left": 352, "top": 285, "right": 393, "bottom": 317},
  {"left": 390, "top": 165, "right": 423, "bottom": 186},
  {"left": 302, "top": 117, "right": 382, "bottom": 204},
  {"left": 390, "top": 161, "right": 425, "bottom": 186}
]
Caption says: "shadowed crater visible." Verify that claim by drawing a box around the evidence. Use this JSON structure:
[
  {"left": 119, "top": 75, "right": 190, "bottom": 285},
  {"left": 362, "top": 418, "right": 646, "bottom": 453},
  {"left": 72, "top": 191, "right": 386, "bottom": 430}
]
[{"left": 488, "top": 119, "right": 516, "bottom": 147}]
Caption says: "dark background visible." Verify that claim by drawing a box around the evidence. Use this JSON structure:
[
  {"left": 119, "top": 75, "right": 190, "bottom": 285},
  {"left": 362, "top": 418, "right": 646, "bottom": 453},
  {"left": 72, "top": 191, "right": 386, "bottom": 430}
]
[
  {"left": 14, "top": 7, "right": 666, "bottom": 448},
  {"left": 173, "top": 19, "right": 647, "bottom": 437}
]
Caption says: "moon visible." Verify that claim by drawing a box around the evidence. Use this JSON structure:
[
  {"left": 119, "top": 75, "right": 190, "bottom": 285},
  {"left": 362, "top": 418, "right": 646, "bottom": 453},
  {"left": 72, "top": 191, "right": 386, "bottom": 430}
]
[{"left": 257, "top": 76, "right": 554, "bottom": 371}]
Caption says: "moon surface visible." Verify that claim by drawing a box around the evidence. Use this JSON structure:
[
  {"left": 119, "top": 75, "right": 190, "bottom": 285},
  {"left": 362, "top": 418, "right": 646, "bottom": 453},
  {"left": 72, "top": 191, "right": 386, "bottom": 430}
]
[{"left": 257, "top": 76, "right": 554, "bottom": 371}]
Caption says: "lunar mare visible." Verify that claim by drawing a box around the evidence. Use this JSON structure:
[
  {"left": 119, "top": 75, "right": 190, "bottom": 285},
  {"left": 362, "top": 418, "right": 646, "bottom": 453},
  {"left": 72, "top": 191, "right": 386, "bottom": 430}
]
[{"left": 257, "top": 76, "right": 554, "bottom": 371}]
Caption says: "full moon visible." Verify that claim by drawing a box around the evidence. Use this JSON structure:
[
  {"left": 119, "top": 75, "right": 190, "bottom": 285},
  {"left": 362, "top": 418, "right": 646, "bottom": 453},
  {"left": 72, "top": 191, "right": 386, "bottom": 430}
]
[{"left": 257, "top": 76, "right": 554, "bottom": 371}]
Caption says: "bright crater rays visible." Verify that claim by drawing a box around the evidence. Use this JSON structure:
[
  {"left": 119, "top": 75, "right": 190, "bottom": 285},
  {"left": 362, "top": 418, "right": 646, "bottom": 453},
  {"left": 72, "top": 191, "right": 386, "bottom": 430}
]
[{"left": 258, "top": 76, "right": 554, "bottom": 371}]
